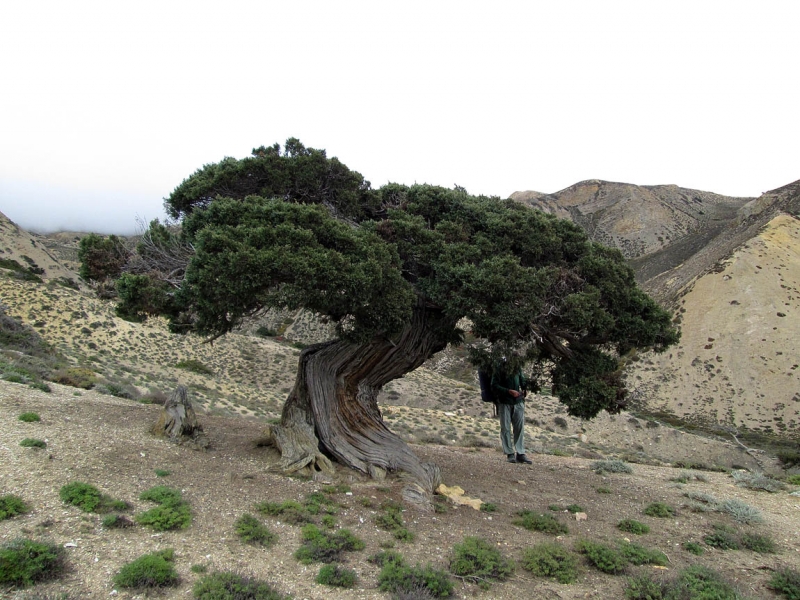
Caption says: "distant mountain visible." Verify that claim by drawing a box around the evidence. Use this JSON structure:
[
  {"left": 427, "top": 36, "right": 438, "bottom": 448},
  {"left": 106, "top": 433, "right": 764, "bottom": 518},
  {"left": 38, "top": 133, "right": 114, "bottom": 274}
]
[{"left": 513, "top": 179, "right": 800, "bottom": 439}]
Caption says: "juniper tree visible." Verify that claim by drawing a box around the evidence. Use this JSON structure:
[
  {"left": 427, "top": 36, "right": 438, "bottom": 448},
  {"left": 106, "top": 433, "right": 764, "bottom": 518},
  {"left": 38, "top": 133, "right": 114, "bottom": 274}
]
[{"left": 121, "top": 139, "right": 678, "bottom": 499}]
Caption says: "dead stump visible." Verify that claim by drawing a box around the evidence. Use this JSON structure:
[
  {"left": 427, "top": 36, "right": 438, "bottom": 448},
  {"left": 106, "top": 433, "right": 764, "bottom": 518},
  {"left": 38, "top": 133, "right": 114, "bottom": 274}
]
[{"left": 151, "top": 385, "right": 209, "bottom": 450}]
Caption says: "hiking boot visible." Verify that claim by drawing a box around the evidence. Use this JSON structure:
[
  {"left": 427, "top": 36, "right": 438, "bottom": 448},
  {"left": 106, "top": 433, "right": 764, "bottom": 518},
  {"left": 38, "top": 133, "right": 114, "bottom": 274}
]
[
  {"left": 516, "top": 453, "right": 532, "bottom": 464},
  {"left": 506, "top": 454, "right": 517, "bottom": 463}
]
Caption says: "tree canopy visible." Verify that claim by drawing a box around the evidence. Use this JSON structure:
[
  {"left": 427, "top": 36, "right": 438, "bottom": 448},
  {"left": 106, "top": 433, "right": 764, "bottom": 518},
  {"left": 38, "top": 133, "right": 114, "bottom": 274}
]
[{"left": 124, "top": 138, "right": 678, "bottom": 420}]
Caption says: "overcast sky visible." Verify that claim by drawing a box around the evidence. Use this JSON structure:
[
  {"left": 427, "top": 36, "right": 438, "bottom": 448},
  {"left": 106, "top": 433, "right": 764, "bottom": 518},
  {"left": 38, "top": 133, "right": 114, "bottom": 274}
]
[{"left": 1, "top": 1, "right": 798, "bottom": 234}]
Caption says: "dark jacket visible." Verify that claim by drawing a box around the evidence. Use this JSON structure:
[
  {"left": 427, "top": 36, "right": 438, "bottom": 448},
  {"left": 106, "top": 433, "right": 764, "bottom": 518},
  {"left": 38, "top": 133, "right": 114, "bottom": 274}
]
[{"left": 491, "top": 370, "right": 527, "bottom": 405}]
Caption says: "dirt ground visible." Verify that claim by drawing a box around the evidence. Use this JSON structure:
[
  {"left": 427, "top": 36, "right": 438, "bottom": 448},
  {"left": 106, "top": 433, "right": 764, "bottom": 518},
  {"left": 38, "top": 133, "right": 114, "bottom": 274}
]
[{"left": 2, "top": 381, "right": 799, "bottom": 599}]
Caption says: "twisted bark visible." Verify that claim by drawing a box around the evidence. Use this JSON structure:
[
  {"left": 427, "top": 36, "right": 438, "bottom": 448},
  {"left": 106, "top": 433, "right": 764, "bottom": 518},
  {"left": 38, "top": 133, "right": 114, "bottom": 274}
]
[{"left": 266, "top": 304, "right": 454, "bottom": 504}]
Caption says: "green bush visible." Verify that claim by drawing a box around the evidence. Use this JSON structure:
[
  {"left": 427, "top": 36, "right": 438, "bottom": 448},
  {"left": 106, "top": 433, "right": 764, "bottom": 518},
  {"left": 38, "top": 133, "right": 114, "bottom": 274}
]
[
  {"left": 520, "top": 542, "right": 579, "bottom": 584},
  {"left": 375, "top": 551, "right": 453, "bottom": 598},
  {"left": 777, "top": 449, "right": 800, "bottom": 469},
  {"left": 316, "top": 564, "right": 356, "bottom": 588},
  {"left": 101, "top": 514, "right": 134, "bottom": 528},
  {"left": 193, "top": 571, "right": 289, "bottom": 599},
  {"left": 592, "top": 459, "right": 633, "bottom": 474},
  {"left": 625, "top": 572, "right": 666, "bottom": 599},
  {"left": 0, "top": 538, "right": 65, "bottom": 587},
  {"left": 732, "top": 470, "right": 787, "bottom": 493},
  {"left": 643, "top": 502, "right": 675, "bottom": 518},
  {"left": 449, "top": 536, "right": 514, "bottom": 589},
  {"left": 566, "top": 504, "right": 584, "bottom": 513},
  {"left": 785, "top": 474, "right": 800, "bottom": 486},
  {"left": 0, "top": 495, "right": 29, "bottom": 520},
  {"left": 235, "top": 514, "right": 277, "bottom": 547},
  {"left": 52, "top": 367, "right": 96, "bottom": 389},
  {"left": 175, "top": 359, "right": 213, "bottom": 375},
  {"left": 375, "top": 501, "right": 415, "bottom": 542},
  {"left": 617, "top": 542, "right": 667, "bottom": 566},
  {"left": 113, "top": 549, "right": 179, "bottom": 589},
  {"left": 740, "top": 532, "right": 777, "bottom": 554},
  {"left": 59, "top": 481, "right": 128, "bottom": 514},
  {"left": 770, "top": 567, "right": 800, "bottom": 599},
  {"left": 18, "top": 412, "right": 40, "bottom": 422},
  {"left": 674, "top": 564, "right": 746, "bottom": 599},
  {"left": 255, "top": 499, "right": 313, "bottom": 524},
  {"left": 479, "top": 502, "right": 497, "bottom": 512},
  {"left": 136, "top": 486, "right": 191, "bottom": 531},
  {"left": 513, "top": 510, "right": 569, "bottom": 535},
  {"left": 704, "top": 525, "right": 740, "bottom": 550},
  {"left": 683, "top": 541, "right": 704, "bottom": 555},
  {"left": 618, "top": 519, "right": 649, "bottom": 535},
  {"left": 294, "top": 524, "right": 364, "bottom": 564},
  {"left": 191, "top": 563, "right": 208, "bottom": 574},
  {"left": 20, "top": 438, "right": 46, "bottom": 449},
  {"left": 155, "top": 469, "right": 171, "bottom": 477},
  {"left": 575, "top": 539, "right": 627, "bottom": 575},
  {"left": 720, "top": 498, "right": 764, "bottom": 524}
]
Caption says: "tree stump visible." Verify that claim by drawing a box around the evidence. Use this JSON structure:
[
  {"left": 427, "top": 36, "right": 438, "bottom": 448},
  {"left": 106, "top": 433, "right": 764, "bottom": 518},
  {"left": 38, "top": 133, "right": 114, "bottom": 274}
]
[{"left": 151, "top": 385, "right": 209, "bottom": 450}]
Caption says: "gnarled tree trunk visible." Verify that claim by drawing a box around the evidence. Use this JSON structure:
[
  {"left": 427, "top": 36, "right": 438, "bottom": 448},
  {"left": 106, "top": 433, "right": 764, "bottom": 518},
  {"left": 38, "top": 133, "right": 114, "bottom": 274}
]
[{"left": 266, "top": 303, "right": 455, "bottom": 504}]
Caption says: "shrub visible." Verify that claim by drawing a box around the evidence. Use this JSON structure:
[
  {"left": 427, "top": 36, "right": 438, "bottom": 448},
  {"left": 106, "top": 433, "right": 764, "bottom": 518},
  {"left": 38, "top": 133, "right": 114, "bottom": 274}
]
[
  {"left": 575, "top": 540, "right": 627, "bottom": 575},
  {"left": 155, "top": 469, "right": 171, "bottom": 477},
  {"left": 449, "top": 536, "right": 514, "bottom": 589},
  {"left": 674, "top": 564, "right": 746, "bottom": 599},
  {"left": 770, "top": 567, "right": 800, "bottom": 599},
  {"left": 513, "top": 510, "right": 569, "bottom": 535},
  {"left": 255, "top": 499, "right": 313, "bottom": 524},
  {"left": 52, "top": 367, "right": 96, "bottom": 389},
  {"left": 720, "top": 498, "right": 763, "bottom": 524},
  {"left": 0, "top": 495, "right": 29, "bottom": 520},
  {"left": 618, "top": 519, "right": 649, "bottom": 535},
  {"left": 520, "top": 542, "right": 579, "bottom": 584},
  {"left": 235, "top": 514, "right": 277, "bottom": 547},
  {"left": 617, "top": 542, "right": 667, "bottom": 566},
  {"left": 18, "top": 412, "right": 40, "bottom": 422},
  {"left": 376, "top": 501, "right": 415, "bottom": 542},
  {"left": 375, "top": 552, "right": 453, "bottom": 598},
  {"left": 592, "top": 459, "right": 632, "bottom": 474},
  {"left": 777, "top": 449, "right": 800, "bottom": 469},
  {"left": 479, "top": 502, "right": 497, "bottom": 513},
  {"left": 294, "top": 524, "right": 364, "bottom": 564},
  {"left": 101, "top": 514, "right": 134, "bottom": 528},
  {"left": 785, "top": 474, "right": 800, "bottom": 486},
  {"left": 740, "top": 532, "right": 777, "bottom": 554},
  {"left": 59, "top": 481, "right": 128, "bottom": 514},
  {"left": 20, "top": 438, "right": 46, "bottom": 448},
  {"left": 643, "top": 502, "right": 675, "bottom": 518},
  {"left": 136, "top": 486, "right": 191, "bottom": 531},
  {"left": 193, "top": 571, "right": 289, "bottom": 599},
  {"left": 704, "top": 525, "right": 740, "bottom": 550},
  {"left": 732, "top": 470, "right": 787, "bottom": 493},
  {"left": 316, "top": 564, "right": 357, "bottom": 588},
  {"left": 0, "top": 538, "right": 65, "bottom": 587},
  {"left": 191, "top": 563, "right": 208, "bottom": 574},
  {"left": 175, "top": 359, "right": 213, "bottom": 375},
  {"left": 683, "top": 541, "right": 704, "bottom": 555},
  {"left": 566, "top": 504, "right": 584, "bottom": 513},
  {"left": 113, "top": 549, "right": 179, "bottom": 589},
  {"left": 597, "top": 486, "right": 611, "bottom": 494}
]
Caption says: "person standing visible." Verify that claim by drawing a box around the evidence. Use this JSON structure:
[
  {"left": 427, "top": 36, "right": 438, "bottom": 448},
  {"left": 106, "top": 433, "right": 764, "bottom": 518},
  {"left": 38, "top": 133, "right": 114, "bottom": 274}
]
[{"left": 491, "top": 365, "right": 532, "bottom": 464}]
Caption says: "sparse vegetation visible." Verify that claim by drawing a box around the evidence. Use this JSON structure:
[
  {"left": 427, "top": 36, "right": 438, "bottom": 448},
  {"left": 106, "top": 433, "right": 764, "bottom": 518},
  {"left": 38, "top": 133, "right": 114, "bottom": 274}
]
[
  {"left": 234, "top": 514, "right": 277, "bottom": 547},
  {"left": 0, "top": 538, "right": 65, "bottom": 587},
  {"left": 101, "top": 514, "right": 134, "bottom": 528},
  {"left": 294, "top": 524, "right": 364, "bottom": 564},
  {"left": 625, "top": 565, "right": 746, "bottom": 599},
  {"left": 593, "top": 459, "right": 633, "bottom": 474},
  {"left": 136, "top": 486, "right": 191, "bottom": 531},
  {"left": 193, "top": 571, "right": 289, "bottom": 599},
  {"left": 732, "top": 470, "right": 786, "bottom": 492},
  {"left": 449, "top": 536, "right": 514, "bottom": 589},
  {"left": 375, "top": 500, "right": 414, "bottom": 541},
  {"left": 18, "top": 412, "right": 40, "bottom": 422},
  {"left": 175, "top": 359, "right": 213, "bottom": 375},
  {"left": 520, "top": 542, "right": 579, "bottom": 584},
  {"left": 316, "top": 564, "right": 357, "bottom": 588},
  {"left": 643, "top": 502, "right": 676, "bottom": 518},
  {"left": 513, "top": 510, "right": 569, "bottom": 535},
  {"left": 769, "top": 567, "right": 800, "bottom": 599},
  {"left": 0, "top": 494, "right": 29, "bottom": 521},
  {"left": 59, "top": 481, "right": 128, "bottom": 514},
  {"left": 113, "top": 549, "right": 179, "bottom": 589},
  {"left": 19, "top": 437, "right": 46, "bottom": 448},
  {"left": 374, "top": 550, "right": 454, "bottom": 598},
  {"left": 683, "top": 541, "right": 704, "bottom": 555},
  {"left": 618, "top": 519, "right": 650, "bottom": 535},
  {"left": 575, "top": 539, "right": 628, "bottom": 575}
]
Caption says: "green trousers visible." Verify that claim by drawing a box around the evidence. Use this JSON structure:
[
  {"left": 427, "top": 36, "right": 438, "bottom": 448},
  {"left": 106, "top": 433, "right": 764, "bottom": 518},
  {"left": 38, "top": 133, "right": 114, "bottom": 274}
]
[{"left": 498, "top": 401, "right": 525, "bottom": 455}]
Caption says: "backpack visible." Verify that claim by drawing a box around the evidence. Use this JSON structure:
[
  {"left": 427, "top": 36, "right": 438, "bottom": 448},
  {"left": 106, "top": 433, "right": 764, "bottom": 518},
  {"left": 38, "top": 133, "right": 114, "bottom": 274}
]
[{"left": 478, "top": 369, "right": 495, "bottom": 403}]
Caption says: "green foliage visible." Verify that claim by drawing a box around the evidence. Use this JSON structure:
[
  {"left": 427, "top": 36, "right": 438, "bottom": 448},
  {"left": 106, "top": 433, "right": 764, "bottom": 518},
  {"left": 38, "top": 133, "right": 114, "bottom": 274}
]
[
  {"left": 574, "top": 539, "right": 627, "bottom": 575},
  {"left": 52, "top": 367, "right": 96, "bottom": 389},
  {"left": 513, "top": 510, "right": 569, "bottom": 535},
  {"left": 193, "top": 571, "right": 289, "bottom": 599},
  {"left": 113, "top": 549, "right": 179, "bottom": 589},
  {"left": 375, "top": 551, "right": 454, "bottom": 598},
  {"left": 732, "top": 470, "right": 786, "bottom": 492},
  {"left": 597, "top": 486, "right": 612, "bottom": 494},
  {"left": 144, "top": 140, "right": 679, "bottom": 419},
  {"left": 740, "top": 532, "right": 777, "bottom": 554},
  {"left": 101, "top": 514, "right": 134, "bottom": 528},
  {"left": 155, "top": 469, "right": 171, "bottom": 477},
  {"left": 0, "top": 495, "right": 28, "bottom": 520},
  {"left": 294, "top": 524, "right": 364, "bottom": 564},
  {"left": 704, "top": 525, "right": 740, "bottom": 550},
  {"left": 115, "top": 273, "right": 173, "bottom": 322},
  {"left": 618, "top": 519, "right": 650, "bottom": 535},
  {"left": 234, "top": 514, "right": 276, "bottom": 547},
  {"left": 375, "top": 500, "right": 415, "bottom": 542},
  {"left": 255, "top": 499, "right": 312, "bottom": 524},
  {"left": 18, "top": 412, "right": 40, "bottom": 422},
  {"left": 0, "top": 538, "right": 65, "bottom": 587},
  {"left": 59, "top": 481, "right": 128, "bottom": 514},
  {"left": 449, "top": 536, "right": 514, "bottom": 589},
  {"left": 785, "top": 474, "right": 800, "bottom": 486},
  {"left": 643, "top": 502, "right": 676, "bottom": 518},
  {"left": 777, "top": 449, "right": 800, "bottom": 468},
  {"left": 625, "top": 565, "right": 746, "bottom": 599},
  {"left": 566, "top": 504, "right": 584, "bottom": 513},
  {"left": 174, "top": 358, "right": 213, "bottom": 375},
  {"left": 770, "top": 567, "right": 800, "bottom": 600},
  {"left": 592, "top": 459, "right": 633, "bottom": 474},
  {"left": 78, "top": 233, "right": 128, "bottom": 282},
  {"left": 683, "top": 541, "right": 704, "bottom": 555},
  {"left": 136, "top": 486, "right": 191, "bottom": 531},
  {"left": 0, "top": 305, "right": 64, "bottom": 382},
  {"left": 316, "top": 564, "right": 357, "bottom": 588},
  {"left": 20, "top": 438, "right": 46, "bottom": 448},
  {"left": 191, "top": 563, "right": 208, "bottom": 574},
  {"left": 479, "top": 502, "right": 497, "bottom": 512},
  {"left": 520, "top": 542, "right": 579, "bottom": 584},
  {"left": 617, "top": 542, "right": 667, "bottom": 566},
  {"left": 719, "top": 498, "right": 763, "bottom": 524}
]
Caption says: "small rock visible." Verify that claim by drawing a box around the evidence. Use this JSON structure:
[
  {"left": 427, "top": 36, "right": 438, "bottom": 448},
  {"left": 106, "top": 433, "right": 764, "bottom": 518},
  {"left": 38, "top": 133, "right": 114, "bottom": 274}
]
[
  {"left": 575, "top": 512, "right": 588, "bottom": 521},
  {"left": 64, "top": 542, "right": 77, "bottom": 548}
]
